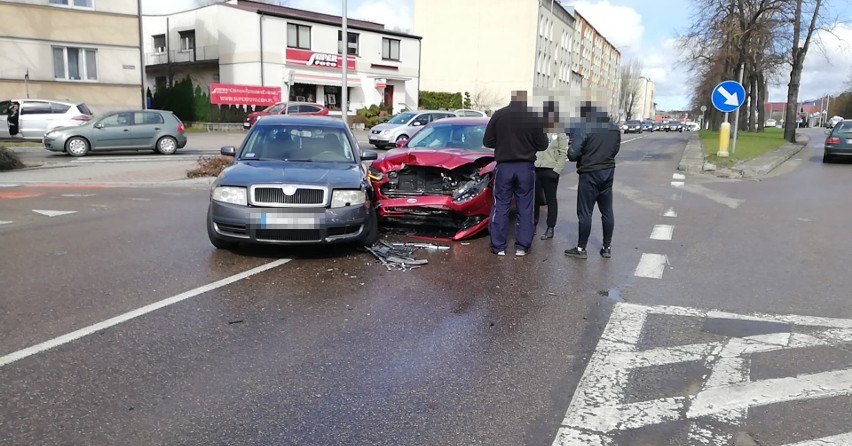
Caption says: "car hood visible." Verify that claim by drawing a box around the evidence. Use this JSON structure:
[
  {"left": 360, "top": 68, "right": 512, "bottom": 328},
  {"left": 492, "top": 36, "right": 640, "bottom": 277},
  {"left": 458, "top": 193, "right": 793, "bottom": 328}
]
[
  {"left": 371, "top": 123, "right": 403, "bottom": 132},
  {"left": 217, "top": 161, "right": 364, "bottom": 188},
  {"left": 372, "top": 148, "right": 495, "bottom": 171}
]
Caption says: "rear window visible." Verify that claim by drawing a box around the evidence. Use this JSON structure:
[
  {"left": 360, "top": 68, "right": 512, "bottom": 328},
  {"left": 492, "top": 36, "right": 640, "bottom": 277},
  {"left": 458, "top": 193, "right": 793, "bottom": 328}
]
[
  {"left": 76, "top": 103, "right": 93, "bottom": 115},
  {"left": 833, "top": 121, "right": 852, "bottom": 134},
  {"left": 51, "top": 102, "right": 71, "bottom": 114},
  {"left": 134, "top": 112, "right": 165, "bottom": 125}
]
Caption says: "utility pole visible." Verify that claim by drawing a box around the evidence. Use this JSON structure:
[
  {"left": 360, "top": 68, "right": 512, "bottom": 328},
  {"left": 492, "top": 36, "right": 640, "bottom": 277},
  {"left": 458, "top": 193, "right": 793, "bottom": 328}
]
[
  {"left": 341, "top": 0, "right": 348, "bottom": 127},
  {"left": 731, "top": 63, "right": 744, "bottom": 155}
]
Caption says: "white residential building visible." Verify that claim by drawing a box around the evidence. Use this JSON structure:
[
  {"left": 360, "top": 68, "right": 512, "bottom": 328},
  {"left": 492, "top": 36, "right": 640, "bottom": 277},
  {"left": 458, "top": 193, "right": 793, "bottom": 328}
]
[
  {"left": 629, "top": 77, "right": 656, "bottom": 121},
  {"left": 141, "top": 0, "right": 422, "bottom": 115}
]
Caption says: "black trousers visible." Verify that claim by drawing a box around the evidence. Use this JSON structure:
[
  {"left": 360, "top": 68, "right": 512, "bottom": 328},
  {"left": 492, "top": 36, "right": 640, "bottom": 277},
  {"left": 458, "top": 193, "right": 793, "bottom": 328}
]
[
  {"left": 577, "top": 168, "right": 614, "bottom": 249},
  {"left": 534, "top": 167, "right": 560, "bottom": 228}
]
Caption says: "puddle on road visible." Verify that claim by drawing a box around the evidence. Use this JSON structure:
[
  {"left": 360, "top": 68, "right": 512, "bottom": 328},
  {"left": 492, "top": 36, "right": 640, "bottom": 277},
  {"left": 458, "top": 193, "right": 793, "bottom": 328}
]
[{"left": 597, "top": 288, "right": 624, "bottom": 303}]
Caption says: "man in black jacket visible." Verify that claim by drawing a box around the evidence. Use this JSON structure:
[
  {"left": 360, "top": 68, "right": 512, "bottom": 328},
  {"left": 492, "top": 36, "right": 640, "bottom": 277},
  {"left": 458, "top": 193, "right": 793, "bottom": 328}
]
[
  {"left": 483, "top": 90, "right": 549, "bottom": 257},
  {"left": 565, "top": 102, "right": 620, "bottom": 259}
]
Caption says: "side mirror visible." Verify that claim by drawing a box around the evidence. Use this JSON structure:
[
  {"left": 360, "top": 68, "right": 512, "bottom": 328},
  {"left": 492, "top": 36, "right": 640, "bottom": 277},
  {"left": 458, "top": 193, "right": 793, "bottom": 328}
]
[
  {"left": 94, "top": 123, "right": 104, "bottom": 129},
  {"left": 412, "top": 121, "right": 422, "bottom": 126},
  {"left": 220, "top": 146, "right": 236, "bottom": 156},
  {"left": 361, "top": 150, "right": 378, "bottom": 161},
  {"left": 395, "top": 138, "right": 408, "bottom": 148}
]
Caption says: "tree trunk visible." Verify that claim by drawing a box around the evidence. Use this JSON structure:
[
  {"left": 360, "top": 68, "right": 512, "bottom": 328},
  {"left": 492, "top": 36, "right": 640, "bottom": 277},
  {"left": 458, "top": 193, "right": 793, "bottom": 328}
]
[
  {"left": 784, "top": 0, "right": 822, "bottom": 143},
  {"left": 757, "top": 74, "right": 767, "bottom": 132}
]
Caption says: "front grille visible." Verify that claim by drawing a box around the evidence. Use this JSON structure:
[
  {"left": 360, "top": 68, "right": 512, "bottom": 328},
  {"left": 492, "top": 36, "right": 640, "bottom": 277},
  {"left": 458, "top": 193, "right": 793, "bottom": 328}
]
[
  {"left": 255, "top": 229, "right": 322, "bottom": 241},
  {"left": 253, "top": 187, "right": 325, "bottom": 206},
  {"left": 328, "top": 225, "right": 361, "bottom": 237}
]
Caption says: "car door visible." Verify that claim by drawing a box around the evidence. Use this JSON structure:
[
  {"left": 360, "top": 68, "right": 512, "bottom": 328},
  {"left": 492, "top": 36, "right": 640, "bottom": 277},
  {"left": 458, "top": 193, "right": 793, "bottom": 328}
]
[
  {"left": 132, "top": 111, "right": 165, "bottom": 148},
  {"left": 285, "top": 104, "right": 301, "bottom": 115},
  {"left": 408, "top": 112, "right": 431, "bottom": 132},
  {"left": 0, "top": 101, "right": 11, "bottom": 139},
  {"left": 91, "top": 112, "right": 135, "bottom": 150},
  {"left": 19, "top": 100, "right": 53, "bottom": 140}
]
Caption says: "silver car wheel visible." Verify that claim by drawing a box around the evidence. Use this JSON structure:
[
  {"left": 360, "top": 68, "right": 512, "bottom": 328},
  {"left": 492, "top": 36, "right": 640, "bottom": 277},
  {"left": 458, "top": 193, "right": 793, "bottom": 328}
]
[
  {"left": 157, "top": 136, "right": 177, "bottom": 155},
  {"left": 66, "top": 137, "right": 89, "bottom": 157}
]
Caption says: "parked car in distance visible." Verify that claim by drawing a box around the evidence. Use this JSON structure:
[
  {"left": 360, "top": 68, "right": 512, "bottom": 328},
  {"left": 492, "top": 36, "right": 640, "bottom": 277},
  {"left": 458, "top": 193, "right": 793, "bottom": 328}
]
[
  {"left": 827, "top": 116, "right": 844, "bottom": 129},
  {"left": 0, "top": 99, "right": 92, "bottom": 142},
  {"left": 208, "top": 116, "right": 379, "bottom": 249},
  {"left": 642, "top": 121, "right": 656, "bottom": 132},
  {"left": 823, "top": 119, "right": 852, "bottom": 163},
  {"left": 368, "top": 110, "right": 457, "bottom": 149},
  {"left": 243, "top": 102, "right": 329, "bottom": 129},
  {"left": 43, "top": 109, "right": 187, "bottom": 157},
  {"left": 624, "top": 120, "right": 642, "bottom": 134},
  {"left": 684, "top": 121, "right": 701, "bottom": 131},
  {"left": 369, "top": 117, "right": 494, "bottom": 240},
  {"left": 765, "top": 119, "right": 777, "bottom": 128},
  {"left": 666, "top": 120, "right": 683, "bottom": 132},
  {"left": 453, "top": 109, "right": 487, "bottom": 117}
]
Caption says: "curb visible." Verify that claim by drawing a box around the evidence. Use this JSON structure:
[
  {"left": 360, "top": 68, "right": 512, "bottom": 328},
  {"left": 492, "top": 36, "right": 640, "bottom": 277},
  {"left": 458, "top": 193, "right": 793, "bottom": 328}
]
[
  {"left": 731, "top": 133, "right": 809, "bottom": 178},
  {"left": 676, "top": 132, "right": 705, "bottom": 174}
]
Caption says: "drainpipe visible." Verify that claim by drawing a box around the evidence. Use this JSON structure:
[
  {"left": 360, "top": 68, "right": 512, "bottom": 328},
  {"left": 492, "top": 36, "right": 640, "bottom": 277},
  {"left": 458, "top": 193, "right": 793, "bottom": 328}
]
[
  {"left": 416, "top": 37, "right": 421, "bottom": 111},
  {"left": 137, "top": 0, "right": 145, "bottom": 108},
  {"left": 259, "top": 13, "right": 265, "bottom": 86}
]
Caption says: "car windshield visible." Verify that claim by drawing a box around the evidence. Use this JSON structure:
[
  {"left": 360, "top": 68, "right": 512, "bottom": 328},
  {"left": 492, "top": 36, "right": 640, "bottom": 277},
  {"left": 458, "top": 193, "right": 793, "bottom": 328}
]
[
  {"left": 263, "top": 103, "right": 287, "bottom": 114},
  {"left": 669, "top": 121, "right": 680, "bottom": 125},
  {"left": 406, "top": 123, "right": 490, "bottom": 151},
  {"left": 387, "top": 112, "right": 417, "bottom": 124},
  {"left": 239, "top": 125, "right": 355, "bottom": 162},
  {"left": 627, "top": 120, "right": 641, "bottom": 125}
]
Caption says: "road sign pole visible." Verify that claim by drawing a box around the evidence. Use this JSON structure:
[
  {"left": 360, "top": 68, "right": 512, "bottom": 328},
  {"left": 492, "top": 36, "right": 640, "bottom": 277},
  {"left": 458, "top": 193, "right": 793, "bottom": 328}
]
[
  {"left": 731, "top": 64, "right": 744, "bottom": 155},
  {"left": 711, "top": 79, "right": 744, "bottom": 158},
  {"left": 718, "top": 113, "right": 730, "bottom": 157}
]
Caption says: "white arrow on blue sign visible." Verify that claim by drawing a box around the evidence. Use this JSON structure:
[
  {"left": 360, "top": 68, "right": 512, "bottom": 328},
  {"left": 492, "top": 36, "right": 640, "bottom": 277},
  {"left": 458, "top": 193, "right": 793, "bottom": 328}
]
[{"left": 711, "top": 80, "right": 746, "bottom": 113}]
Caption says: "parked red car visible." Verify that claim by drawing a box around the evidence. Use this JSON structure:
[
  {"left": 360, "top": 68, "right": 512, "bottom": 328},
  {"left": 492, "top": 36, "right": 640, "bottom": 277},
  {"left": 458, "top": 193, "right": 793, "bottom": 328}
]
[
  {"left": 243, "top": 102, "right": 329, "bottom": 129},
  {"left": 367, "top": 117, "right": 495, "bottom": 241}
]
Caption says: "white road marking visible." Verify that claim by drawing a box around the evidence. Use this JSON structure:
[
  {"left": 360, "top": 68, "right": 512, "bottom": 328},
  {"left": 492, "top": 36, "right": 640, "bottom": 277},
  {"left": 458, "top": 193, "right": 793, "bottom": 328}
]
[
  {"left": 0, "top": 258, "right": 292, "bottom": 368},
  {"left": 0, "top": 184, "right": 20, "bottom": 187},
  {"left": 662, "top": 207, "right": 677, "bottom": 217},
  {"left": 671, "top": 181, "right": 685, "bottom": 188},
  {"left": 672, "top": 173, "right": 686, "bottom": 180},
  {"left": 70, "top": 156, "right": 197, "bottom": 164},
  {"left": 0, "top": 220, "right": 12, "bottom": 225},
  {"left": 671, "top": 192, "right": 682, "bottom": 201},
  {"left": 650, "top": 224, "right": 674, "bottom": 241},
  {"left": 32, "top": 209, "right": 77, "bottom": 217},
  {"left": 613, "top": 182, "right": 664, "bottom": 211},
  {"left": 552, "top": 303, "right": 852, "bottom": 446},
  {"left": 680, "top": 183, "right": 743, "bottom": 209},
  {"left": 622, "top": 135, "right": 648, "bottom": 144},
  {"left": 634, "top": 253, "right": 667, "bottom": 279},
  {"left": 61, "top": 194, "right": 96, "bottom": 197}
]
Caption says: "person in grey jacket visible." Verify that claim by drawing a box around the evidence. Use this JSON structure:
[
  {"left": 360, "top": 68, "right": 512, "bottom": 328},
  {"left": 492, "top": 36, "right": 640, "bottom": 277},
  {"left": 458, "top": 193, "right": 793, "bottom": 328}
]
[{"left": 534, "top": 111, "right": 569, "bottom": 240}]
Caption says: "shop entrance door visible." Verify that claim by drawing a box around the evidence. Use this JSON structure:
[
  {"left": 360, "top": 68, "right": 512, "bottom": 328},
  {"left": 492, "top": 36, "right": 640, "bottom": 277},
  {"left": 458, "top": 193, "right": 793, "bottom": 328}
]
[{"left": 383, "top": 85, "right": 394, "bottom": 109}]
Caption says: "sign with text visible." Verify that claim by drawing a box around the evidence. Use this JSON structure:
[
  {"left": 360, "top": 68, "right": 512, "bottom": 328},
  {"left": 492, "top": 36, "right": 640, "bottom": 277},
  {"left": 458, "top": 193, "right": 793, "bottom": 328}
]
[
  {"left": 285, "top": 48, "right": 356, "bottom": 71},
  {"left": 210, "top": 83, "right": 281, "bottom": 106}
]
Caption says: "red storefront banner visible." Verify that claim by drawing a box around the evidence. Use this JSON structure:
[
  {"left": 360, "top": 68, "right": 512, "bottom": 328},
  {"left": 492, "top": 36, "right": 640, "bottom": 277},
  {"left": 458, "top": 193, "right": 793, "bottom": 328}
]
[
  {"left": 209, "top": 83, "right": 281, "bottom": 106},
  {"left": 285, "top": 48, "right": 356, "bottom": 71}
]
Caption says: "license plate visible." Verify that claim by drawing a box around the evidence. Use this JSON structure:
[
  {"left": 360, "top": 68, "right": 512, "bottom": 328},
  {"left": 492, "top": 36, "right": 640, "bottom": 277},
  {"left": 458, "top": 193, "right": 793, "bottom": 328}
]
[
  {"left": 847, "top": 139, "right": 852, "bottom": 144},
  {"left": 253, "top": 211, "right": 325, "bottom": 229}
]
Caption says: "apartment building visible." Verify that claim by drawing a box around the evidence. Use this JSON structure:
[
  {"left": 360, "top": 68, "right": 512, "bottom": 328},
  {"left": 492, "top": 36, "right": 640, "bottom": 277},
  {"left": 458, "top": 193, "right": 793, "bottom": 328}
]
[
  {"left": 142, "top": 0, "right": 421, "bottom": 115},
  {"left": 629, "top": 77, "right": 656, "bottom": 121},
  {"left": 571, "top": 11, "right": 621, "bottom": 115},
  {"left": 0, "top": 0, "right": 144, "bottom": 112}
]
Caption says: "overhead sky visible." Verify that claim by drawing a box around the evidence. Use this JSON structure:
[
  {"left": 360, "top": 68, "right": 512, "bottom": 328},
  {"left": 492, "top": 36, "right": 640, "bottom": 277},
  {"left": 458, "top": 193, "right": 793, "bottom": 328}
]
[{"left": 142, "top": 0, "right": 852, "bottom": 111}]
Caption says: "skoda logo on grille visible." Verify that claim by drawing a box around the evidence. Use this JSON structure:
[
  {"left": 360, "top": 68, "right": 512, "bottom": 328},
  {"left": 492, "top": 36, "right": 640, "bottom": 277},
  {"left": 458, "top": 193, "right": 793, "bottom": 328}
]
[{"left": 281, "top": 185, "right": 298, "bottom": 196}]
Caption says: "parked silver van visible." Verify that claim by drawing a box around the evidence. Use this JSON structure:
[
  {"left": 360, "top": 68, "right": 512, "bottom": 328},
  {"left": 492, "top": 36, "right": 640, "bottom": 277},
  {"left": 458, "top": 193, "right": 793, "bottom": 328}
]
[
  {"left": 368, "top": 110, "right": 458, "bottom": 149},
  {"left": 0, "top": 99, "right": 93, "bottom": 142}
]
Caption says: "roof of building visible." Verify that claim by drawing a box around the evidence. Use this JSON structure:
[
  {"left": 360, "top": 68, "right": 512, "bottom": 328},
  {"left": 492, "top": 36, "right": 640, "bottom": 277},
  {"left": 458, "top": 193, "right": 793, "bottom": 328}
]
[{"left": 231, "top": 0, "right": 421, "bottom": 40}]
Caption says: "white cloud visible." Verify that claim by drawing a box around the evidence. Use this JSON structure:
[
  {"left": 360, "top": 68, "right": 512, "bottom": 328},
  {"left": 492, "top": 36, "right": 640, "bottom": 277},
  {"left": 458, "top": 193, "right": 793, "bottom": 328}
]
[
  {"left": 286, "top": 0, "right": 412, "bottom": 32},
  {"left": 768, "top": 23, "right": 852, "bottom": 102},
  {"left": 568, "top": 0, "right": 643, "bottom": 50}
]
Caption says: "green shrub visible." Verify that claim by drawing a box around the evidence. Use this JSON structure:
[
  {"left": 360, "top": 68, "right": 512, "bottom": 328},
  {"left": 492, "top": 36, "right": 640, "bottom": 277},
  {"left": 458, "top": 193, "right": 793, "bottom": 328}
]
[
  {"left": 0, "top": 147, "right": 25, "bottom": 171},
  {"left": 419, "top": 91, "right": 463, "bottom": 110}
]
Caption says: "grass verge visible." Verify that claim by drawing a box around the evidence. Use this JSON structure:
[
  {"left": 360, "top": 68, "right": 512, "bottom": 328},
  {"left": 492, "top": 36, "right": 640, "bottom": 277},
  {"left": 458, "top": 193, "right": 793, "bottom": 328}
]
[
  {"left": 699, "top": 127, "right": 787, "bottom": 168},
  {"left": 187, "top": 155, "right": 234, "bottom": 178},
  {"left": 0, "top": 147, "right": 25, "bottom": 171}
]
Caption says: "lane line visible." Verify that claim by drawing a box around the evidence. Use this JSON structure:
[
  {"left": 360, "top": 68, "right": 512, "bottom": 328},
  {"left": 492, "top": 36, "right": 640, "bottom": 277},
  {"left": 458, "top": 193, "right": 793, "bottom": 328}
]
[
  {"left": 662, "top": 207, "right": 677, "bottom": 218},
  {"left": 680, "top": 183, "right": 744, "bottom": 209},
  {"left": 671, "top": 181, "right": 685, "bottom": 188},
  {"left": 672, "top": 173, "right": 686, "bottom": 180},
  {"left": 0, "top": 184, "right": 21, "bottom": 188},
  {"left": 650, "top": 224, "right": 674, "bottom": 241},
  {"left": 32, "top": 209, "right": 77, "bottom": 217},
  {"left": 634, "top": 253, "right": 667, "bottom": 279},
  {"left": 0, "top": 258, "right": 292, "bottom": 368},
  {"left": 781, "top": 432, "right": 852, "bottom": 446},
  {"left": 0, "top": 220, "right": 12, "bottom": 225}
]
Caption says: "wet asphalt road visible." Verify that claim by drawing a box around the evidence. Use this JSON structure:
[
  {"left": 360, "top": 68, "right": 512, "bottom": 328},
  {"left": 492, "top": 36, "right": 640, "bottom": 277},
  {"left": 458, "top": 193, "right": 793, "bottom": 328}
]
[{"left": 2, "top": 129, "right": 851, "bottom": 445}]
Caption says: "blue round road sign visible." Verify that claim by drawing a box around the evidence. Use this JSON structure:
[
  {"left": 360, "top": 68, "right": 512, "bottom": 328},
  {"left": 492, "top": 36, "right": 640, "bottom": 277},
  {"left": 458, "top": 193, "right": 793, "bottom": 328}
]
[{"left": 711, "top": 80, "right": 746, "bottom": 113}]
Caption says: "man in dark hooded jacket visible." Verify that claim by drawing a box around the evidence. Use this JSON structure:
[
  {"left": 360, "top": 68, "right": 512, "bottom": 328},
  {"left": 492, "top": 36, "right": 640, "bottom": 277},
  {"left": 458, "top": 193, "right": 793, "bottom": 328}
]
[{"left": 564, "top": 102, "right": 620, "bottom": 259}]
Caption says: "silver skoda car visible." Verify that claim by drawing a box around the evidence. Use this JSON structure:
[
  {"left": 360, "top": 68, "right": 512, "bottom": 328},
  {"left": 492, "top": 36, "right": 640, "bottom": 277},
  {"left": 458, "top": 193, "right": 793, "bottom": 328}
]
[{"left": 368, "top": 110, "right": 457, "bottom": 149}]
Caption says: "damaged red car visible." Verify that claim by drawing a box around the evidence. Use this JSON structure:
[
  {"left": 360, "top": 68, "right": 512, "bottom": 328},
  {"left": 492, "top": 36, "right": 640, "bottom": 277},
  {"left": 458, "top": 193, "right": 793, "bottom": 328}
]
[{"left": 367, "top": 117, "right": 495, "bottom": 240}]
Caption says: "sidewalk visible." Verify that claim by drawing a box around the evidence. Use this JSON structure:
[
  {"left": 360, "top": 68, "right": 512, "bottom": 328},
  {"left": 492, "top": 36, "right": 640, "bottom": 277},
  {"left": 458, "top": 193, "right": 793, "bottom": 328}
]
[{"left": 0, "top": 160, "right": 213, "bottom": 187}]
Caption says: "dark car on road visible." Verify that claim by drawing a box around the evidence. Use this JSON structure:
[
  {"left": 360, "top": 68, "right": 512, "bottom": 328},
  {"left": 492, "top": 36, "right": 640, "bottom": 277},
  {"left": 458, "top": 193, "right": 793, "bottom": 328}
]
[
  {"left": 43, "top": 109, "right": 187, "bottom": 157},
  {"left": 207, "top": 116, "right": 380, "bottom": 249},
  {"left": 824, "top": 119, "right": 852, "bottom": 163},
  {"left": 666, "top": 120, "right": 683, "bottom": 132},
  {"left": 624, "top": 120, "right": 642, "bottom": 134},
  {"left": 642, "top": 121, "right": 655, "bottom": 132},
  {"left": 368, "top": 117, "right": 495, "bottom": 240}
]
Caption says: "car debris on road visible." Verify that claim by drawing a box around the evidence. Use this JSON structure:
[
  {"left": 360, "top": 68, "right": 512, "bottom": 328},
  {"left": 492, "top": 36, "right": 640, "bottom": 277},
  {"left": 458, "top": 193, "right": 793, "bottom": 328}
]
[{"left": 363, "top": 240, "right": 449, "bottom": 271}]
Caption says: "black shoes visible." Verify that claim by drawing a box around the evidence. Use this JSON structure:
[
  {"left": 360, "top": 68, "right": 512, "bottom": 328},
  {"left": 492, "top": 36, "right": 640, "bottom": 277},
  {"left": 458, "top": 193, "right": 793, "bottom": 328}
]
[
  {"left": 564, "top": 246, "right": 587, "bottom": 259},
  {"left": 541, "top": 227, "right": 554, "bottom": 240},
  {"left": 600, "top": 246, "right": 612, "bottom": 258}
]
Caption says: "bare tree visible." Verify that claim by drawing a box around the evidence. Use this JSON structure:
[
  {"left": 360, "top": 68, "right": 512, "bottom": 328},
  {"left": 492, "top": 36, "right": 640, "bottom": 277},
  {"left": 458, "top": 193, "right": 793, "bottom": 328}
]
[
  {"left": 783, "top": 0, "right": 824, "bottom": 142},
  {"left": 470, "top": 88, "right": 500, "bottom": 112},
  {"left": 618, "top": 59, "right": 643, "bottom": 121}
]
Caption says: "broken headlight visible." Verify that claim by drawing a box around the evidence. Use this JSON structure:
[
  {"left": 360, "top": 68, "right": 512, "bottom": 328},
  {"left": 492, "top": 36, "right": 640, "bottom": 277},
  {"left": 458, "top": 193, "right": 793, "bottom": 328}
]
[
  {"left": 452, "top": 173, "right": 490, "bottom": 203},
  {"left": 367, "top": 167, "right": 384, "bottom": 182}
]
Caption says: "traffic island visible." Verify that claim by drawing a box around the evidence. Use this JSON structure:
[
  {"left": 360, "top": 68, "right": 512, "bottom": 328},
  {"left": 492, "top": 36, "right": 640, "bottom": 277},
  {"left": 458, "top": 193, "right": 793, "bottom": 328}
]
[
  {"left": 678, "top": 127, "right": 805, "bottom": 178},
  {"left": 730, "top": 133, "right": 809, "bottom": 178}
]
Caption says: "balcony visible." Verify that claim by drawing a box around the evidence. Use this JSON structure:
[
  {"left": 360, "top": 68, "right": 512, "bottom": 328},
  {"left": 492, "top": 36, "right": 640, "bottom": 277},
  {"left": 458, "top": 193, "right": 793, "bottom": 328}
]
[{"left": 145, "top": 45, "right": 219, "bottom": 67}]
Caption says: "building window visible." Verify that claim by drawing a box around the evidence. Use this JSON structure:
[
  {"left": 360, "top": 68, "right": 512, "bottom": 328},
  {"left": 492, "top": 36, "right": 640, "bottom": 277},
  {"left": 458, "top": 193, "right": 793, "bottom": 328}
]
[
  {"left": 289, "top": 83, "right": 316, "bottom": 102},
  {"left": 288, "top": 24, "right": 311, "bottom": 50},
  {"left": 382, "top": 38, "right": 400, "bottom": 61},
  {"left": 155, "top": 76, "right": 167, "bottom": 91},
  {"left": 53, "top": 47, "right": 97, "bottom": 81},
  {"left": 337, "top": 31, "right": 359, "bottom": 56},
  {"left": 179, "top": 30, "right": 195, "bottom": 52},
  {"left": 49, "top": 0, "right": 92, "bottom": 8},
  {"left": 153, "top": 34, "right": 166, "bottom": 54},
  {"left": 325, "top": 85, "right": 342, "bottom": 111}
]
